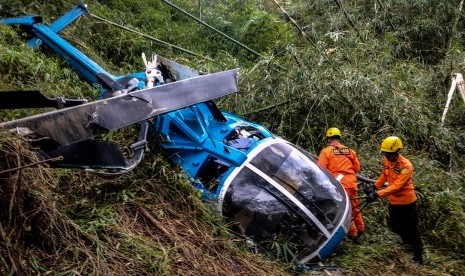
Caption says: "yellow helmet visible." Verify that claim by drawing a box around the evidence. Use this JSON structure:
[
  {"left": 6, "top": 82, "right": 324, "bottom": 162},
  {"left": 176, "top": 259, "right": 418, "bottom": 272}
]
[
  {"left": 326, "top": 127, "right": 341, "bottom": 138},
  {"left": 380, "top": 136, "right": 403, "bottom": 152}
]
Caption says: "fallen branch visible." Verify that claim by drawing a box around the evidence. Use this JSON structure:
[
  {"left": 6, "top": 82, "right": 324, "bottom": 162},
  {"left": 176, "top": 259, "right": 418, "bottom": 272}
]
[
  {"left": 138, "top": 206, "right": 192, "bottom": 259},
  {"left": 0, "top": 156, "right": 63, "bottom": 175}
]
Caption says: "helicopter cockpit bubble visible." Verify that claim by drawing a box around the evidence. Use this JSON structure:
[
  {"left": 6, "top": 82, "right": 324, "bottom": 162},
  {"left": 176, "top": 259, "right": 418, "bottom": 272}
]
[{"left": 218, "top": 138, "right": 351, "bottom": 263}]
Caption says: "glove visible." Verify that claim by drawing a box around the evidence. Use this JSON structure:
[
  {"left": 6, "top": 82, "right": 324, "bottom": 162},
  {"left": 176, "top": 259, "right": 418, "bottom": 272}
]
[
  {"left": 363, "top": 183, "right": 375, "bottom": 195},
  {"left": 366, "top": 192, "right": 379, "bottom": 203}
]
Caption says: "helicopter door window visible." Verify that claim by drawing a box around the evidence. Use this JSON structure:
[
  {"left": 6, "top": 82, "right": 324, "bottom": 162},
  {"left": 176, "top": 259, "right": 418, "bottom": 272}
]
[{"left": 249, "top": 143, "right": 346, "bottom": 230}]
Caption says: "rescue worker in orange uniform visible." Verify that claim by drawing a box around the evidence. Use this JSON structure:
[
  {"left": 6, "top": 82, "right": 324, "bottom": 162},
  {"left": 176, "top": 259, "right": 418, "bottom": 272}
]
[
  {"left": 366, "top": 136, "right": 423, "bottom": 265},
  {"left": 318, "top": 127, "right": 364, "bottom": 241}
]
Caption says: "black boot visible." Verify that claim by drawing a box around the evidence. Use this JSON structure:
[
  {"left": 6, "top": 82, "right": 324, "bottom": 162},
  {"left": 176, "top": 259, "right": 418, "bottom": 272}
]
[{"left": 413, "top": 251, "right": 423, "bottom": 265}]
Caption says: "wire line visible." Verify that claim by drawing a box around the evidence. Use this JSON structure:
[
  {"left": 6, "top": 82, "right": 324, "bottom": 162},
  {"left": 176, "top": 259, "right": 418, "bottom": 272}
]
[{"left": 89, "top": 12, "right": 211, "bottom": 60}]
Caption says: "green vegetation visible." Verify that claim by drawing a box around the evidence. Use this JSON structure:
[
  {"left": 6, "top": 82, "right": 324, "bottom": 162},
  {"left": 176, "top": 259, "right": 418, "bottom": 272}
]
[{"left": 1, "top": 0, "right": 465, "bottom": 275}]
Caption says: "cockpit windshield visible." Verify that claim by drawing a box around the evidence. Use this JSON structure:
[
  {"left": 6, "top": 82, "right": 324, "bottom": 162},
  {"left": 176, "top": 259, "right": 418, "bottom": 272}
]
[
  {"left": 250, "top": 142, "right": 345, "bottom": 226},
  {"left": 221, "top": 140, "right": 348, "bottom": 262}
]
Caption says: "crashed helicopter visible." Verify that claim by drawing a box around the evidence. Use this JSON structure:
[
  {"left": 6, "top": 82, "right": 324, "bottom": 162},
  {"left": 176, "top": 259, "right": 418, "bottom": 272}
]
[{"left": 0, "top": 2, "right": 351, "bottom": 263}]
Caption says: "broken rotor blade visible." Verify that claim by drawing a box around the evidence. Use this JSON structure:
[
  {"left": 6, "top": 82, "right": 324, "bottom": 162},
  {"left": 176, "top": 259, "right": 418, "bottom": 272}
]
[
  {"left": 0, "top": 69, "right": 239, "bottom": 146},
  {"left": 0, "top": 90, "right": 87, "bottom": 109}
]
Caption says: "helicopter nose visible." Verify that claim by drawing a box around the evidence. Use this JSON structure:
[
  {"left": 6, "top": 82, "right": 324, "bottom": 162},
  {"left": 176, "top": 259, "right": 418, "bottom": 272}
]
[{"left": 220, "top": 140, "right": 350, "bottom": 262}]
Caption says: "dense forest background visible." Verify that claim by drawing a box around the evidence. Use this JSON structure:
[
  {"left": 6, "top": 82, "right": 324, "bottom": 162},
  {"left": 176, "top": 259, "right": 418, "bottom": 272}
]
[{"left": 1, "top": 0, "right": 464, "bottom": 275}]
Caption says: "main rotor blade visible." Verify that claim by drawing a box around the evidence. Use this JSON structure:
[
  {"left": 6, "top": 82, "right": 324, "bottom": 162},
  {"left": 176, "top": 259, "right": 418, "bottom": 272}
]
[
  {"left": 0, "top": 90, "right": 87, "bottom": 109},
  {"left": 0, "top": 69, "right": 239, "bottom": 145}
]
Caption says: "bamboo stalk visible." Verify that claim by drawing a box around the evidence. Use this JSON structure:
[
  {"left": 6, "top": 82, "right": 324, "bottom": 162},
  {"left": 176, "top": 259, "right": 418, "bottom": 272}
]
[
  {"left": 272, "top": 0, "right": 333, "bottom": 65},
  {"left": 332, "top": 0, "right": 363, "bottom": 40},
  {"left": 447, "top": 0, "right": 464, "bottom": 50}
]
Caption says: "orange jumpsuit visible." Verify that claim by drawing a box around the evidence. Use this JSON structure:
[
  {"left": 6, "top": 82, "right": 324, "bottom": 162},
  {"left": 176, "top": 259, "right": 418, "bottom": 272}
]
[
  {"left": 374, "top": 154, "right": 423, "bottom": 263},
  {"left": 374, "top": 154, "right": 417, "bottom": 204},
  {"left": 318, "top": 140, "right": 364, "bottom": 237}
]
